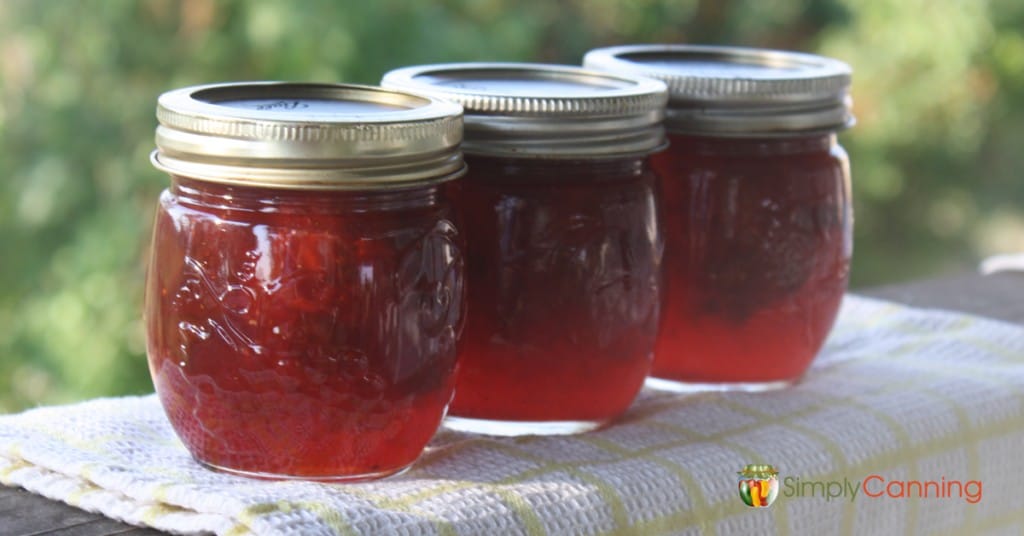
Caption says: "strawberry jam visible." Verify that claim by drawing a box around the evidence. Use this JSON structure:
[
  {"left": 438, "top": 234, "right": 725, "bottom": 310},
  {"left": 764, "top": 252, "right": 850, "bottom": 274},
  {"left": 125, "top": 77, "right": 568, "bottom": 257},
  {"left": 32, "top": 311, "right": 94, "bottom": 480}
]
[
  {"left": 146, "top": 82, "right": 465, "bottom": 479},
  {"left": 584, "top": 45, "right": 855, "bottom": 389},
  {"left": 449, "top": 156, "right": 661, "bottom": 429},
  {"left": 649, "top": 134, "right": 851, "bottom": 386},
  {"left": 382, "top": 63, "right": 667, "bottom": 434},
  {"left": 146, "top": 179, "right": 463, "bottom": 479}
]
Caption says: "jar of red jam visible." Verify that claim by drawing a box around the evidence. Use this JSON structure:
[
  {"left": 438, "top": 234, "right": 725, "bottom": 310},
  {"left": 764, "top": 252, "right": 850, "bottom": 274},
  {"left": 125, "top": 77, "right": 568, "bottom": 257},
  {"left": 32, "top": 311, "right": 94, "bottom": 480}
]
[
  {"left": 146, "top": 82, "right": 466, "bottom": 480},
  {"left": 383, "top": 64, "right": 667, "bottom": 435},
  {"left": 585, "top": 46, "right": 854, "bottom": 391}
]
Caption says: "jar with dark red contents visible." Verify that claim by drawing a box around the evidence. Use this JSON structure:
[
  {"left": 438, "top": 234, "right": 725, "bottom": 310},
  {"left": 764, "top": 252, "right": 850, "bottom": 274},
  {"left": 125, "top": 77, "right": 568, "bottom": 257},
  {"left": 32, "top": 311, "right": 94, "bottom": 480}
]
[
  {"left": 585, "top": 46, "right": 854, "bottom": 391},
  {"left": 383, "top": 64, "right": 667, "bottom": 435},
  {"left": 146, "top": 82, "right": 466, "bottom": 480}
]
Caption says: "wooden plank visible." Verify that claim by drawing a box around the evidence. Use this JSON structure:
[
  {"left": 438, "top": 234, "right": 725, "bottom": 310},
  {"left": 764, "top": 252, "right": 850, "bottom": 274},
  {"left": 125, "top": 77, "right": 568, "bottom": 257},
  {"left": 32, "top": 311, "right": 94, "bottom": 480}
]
[
  {"left": 859, "top": 272, "right": 1024, "bottom": 325},
  {"left": 0, "top": 486, "right": 98, "bottom": 534},
  {"left": 20, "top": 517, "right": 155, "bottom": 536},
  {"left": 0, "top": 483, "right": 169, "bottom": 535},
  {"left": 0, "top": 271, "right": 1021, "bottom": 535}
]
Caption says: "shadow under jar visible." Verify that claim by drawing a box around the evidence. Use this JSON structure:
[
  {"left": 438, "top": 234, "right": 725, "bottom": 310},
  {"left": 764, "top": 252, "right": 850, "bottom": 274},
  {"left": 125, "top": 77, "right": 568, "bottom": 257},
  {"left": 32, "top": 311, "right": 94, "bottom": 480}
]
[
  {"left": 585, "top": 45, "right": 854, "bottom": 391},
  {"left": 146, "top": 82, "right": 466, "bottom": 480},
  {"left": 383, "top": 63, "right": 668, "bottom": 435}
]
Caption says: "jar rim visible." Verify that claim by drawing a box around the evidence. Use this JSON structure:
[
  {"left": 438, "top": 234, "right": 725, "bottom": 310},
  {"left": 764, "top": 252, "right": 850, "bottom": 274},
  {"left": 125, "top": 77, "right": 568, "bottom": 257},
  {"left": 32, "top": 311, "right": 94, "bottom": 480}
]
[
  {"left": 381, "top": 63, "right": 668, "bottom": 158},
  {"left": 583, "top": 45, "right": 854, "bottom": 135},
  {"left": 153, "top": 81, "right": 465, "bottom": 189}
]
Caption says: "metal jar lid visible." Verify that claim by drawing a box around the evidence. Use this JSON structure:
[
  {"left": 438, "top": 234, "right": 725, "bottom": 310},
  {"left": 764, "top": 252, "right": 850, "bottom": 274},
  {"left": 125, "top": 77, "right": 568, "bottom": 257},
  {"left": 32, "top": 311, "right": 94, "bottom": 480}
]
[
  {"left": 583, "top": 45, "right": 853, "bottom": 136},
  {"left": 152, "top": 82, "right": 465, "bottom": 190},
  {"left": 380, "top": 63, "right": 668, "bottom": 158}
]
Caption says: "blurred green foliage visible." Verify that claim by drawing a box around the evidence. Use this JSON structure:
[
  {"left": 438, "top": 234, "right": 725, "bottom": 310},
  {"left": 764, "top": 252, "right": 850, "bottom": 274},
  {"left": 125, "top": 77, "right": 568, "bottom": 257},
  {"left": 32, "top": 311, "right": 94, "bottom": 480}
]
[{"left": 1, "top": 0, "right": 1023, "bottom": 411}]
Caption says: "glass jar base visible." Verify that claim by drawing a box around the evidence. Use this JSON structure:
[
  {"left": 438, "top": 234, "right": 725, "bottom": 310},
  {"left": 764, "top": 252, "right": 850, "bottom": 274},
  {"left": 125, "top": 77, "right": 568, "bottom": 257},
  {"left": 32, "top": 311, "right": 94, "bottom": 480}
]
[
  {"left": 198, "top": 459, "right": 414, "bottom": 482},
  {"left": 444, "top": 416, "right": 606, "bottom": 436},
  {"left": 645, "top": 376, "right": 797, "bottom": 393}
]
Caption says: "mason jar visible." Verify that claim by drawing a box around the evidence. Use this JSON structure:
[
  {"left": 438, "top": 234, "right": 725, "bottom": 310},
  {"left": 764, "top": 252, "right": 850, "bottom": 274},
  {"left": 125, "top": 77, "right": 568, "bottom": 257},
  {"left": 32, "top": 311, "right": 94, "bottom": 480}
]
[
  {"left": 585, "top": 45, "right": 854, "bottom": 391},
  {"left": 383, "top": 64, "right": 667, "bottom": 435},
  {"left": 146, "top": 82, "right": 466, "bottom": 480}
]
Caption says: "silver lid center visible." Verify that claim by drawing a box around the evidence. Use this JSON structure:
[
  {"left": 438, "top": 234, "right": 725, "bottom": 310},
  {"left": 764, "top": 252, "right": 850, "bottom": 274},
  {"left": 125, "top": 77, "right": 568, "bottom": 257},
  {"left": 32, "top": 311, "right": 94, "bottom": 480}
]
[
  {"left": 584, "top": 45, "right": 854, "bottom": 136},
  {"left": 152, "top": 82, "right": 465, "bottom": 190},
  {"left": 382, "top": 63, "right": 668, "bottom": 158}
]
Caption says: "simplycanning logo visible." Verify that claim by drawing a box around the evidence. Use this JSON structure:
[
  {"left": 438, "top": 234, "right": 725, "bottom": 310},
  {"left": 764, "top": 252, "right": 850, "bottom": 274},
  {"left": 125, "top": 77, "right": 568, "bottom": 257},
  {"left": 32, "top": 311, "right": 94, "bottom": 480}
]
[
  {"left": 736, "top": 465, "right": 983, "bottom": 508},
  {"left": 738, "top": 465, "right": 779, "bottom": 507}
]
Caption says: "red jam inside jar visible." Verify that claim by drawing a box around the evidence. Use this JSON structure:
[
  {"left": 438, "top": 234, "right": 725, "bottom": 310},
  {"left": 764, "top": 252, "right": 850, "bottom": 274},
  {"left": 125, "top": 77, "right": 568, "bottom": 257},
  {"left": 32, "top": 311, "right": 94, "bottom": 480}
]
[
  {"left": 146, "top": 82, "right": 465, "bottom": 479},
  {"left": 650, "top": 133, "right": 851, "bottom": 386},
  {"left": 146, "top": 179, "right": 463, "bottom": 478},
  {"left": 381, "top": 63, "right": 668, "bottom": 434},
  {"left": 450, "top": 156, "right": 661, "bottom": 429},
  {"left": 584, "top": 45, "right": 854, "bottom": 389}
]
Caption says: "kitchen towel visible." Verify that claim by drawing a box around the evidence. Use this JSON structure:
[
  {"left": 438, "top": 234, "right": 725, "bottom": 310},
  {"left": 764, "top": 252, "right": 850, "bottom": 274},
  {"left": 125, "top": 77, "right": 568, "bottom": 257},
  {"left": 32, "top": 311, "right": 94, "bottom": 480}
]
[{"left": 2, "top": 295, "right": 1023, "bottom": 535}]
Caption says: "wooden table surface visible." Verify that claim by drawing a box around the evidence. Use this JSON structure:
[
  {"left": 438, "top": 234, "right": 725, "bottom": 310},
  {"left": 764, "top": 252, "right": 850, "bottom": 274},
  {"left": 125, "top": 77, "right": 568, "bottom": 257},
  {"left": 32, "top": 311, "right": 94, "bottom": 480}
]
[{"left": 2, "top": 271, "right": 1022, "bottom": 535}]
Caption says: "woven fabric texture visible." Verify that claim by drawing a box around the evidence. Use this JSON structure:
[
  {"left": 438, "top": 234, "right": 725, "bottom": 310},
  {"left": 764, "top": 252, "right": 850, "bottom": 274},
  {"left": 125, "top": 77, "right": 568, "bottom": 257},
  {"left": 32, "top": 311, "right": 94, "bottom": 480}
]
[{"left": 2, "top": 295, "right": 1023, "bottom": 535}]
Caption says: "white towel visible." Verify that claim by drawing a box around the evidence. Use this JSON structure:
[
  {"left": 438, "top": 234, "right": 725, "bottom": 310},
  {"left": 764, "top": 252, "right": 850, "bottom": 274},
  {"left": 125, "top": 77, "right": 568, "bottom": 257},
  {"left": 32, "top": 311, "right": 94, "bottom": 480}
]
[{"left": 2, "top": 295, "right": 1023, "bottom": 535}]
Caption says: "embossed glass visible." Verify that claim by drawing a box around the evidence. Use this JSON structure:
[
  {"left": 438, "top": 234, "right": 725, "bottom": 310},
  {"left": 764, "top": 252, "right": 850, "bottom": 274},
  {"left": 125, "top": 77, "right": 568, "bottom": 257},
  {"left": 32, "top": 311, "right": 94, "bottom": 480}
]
[
  {"left": 450, "top": 156, "right": 661, "bottom": 430},
  {"left": 145, "top": 82, "right": 466, "bottom": 480},
  {"left": 586, "top": 45, "right": 855, "bottom": 391},
  {"left": 383, "top": 63, "right": 668, "bottom": 435},
  {"left": 647, "top": 134, "right": 851, "bottom": 387}
]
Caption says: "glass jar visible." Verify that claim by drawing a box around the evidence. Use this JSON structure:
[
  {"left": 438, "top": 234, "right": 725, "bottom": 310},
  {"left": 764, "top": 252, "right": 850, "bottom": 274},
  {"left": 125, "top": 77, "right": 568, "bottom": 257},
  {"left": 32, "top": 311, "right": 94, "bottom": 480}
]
[
  {"left": 383, "top": 64, "right": 667, "bottom": 435},
  {"left": 585, "top": 45, "right": 854, "bottom": 390},
  {"left": 146, "top": 82, "right": 466, "bottom": 480}
]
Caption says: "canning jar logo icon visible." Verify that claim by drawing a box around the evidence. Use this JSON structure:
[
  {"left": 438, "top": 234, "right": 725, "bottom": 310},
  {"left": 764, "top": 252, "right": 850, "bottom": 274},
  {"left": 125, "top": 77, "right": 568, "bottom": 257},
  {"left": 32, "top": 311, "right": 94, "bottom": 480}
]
[{"left": 738, "top": 464, "right": 779, "bottom": 508}]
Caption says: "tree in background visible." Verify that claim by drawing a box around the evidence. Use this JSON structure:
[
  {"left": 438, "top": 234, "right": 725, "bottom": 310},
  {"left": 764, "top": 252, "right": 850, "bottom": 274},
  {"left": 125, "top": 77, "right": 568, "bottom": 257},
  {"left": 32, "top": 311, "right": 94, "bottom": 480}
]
[{"left": 1, "top": 0, "right": 1022, "bottom": 411}]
